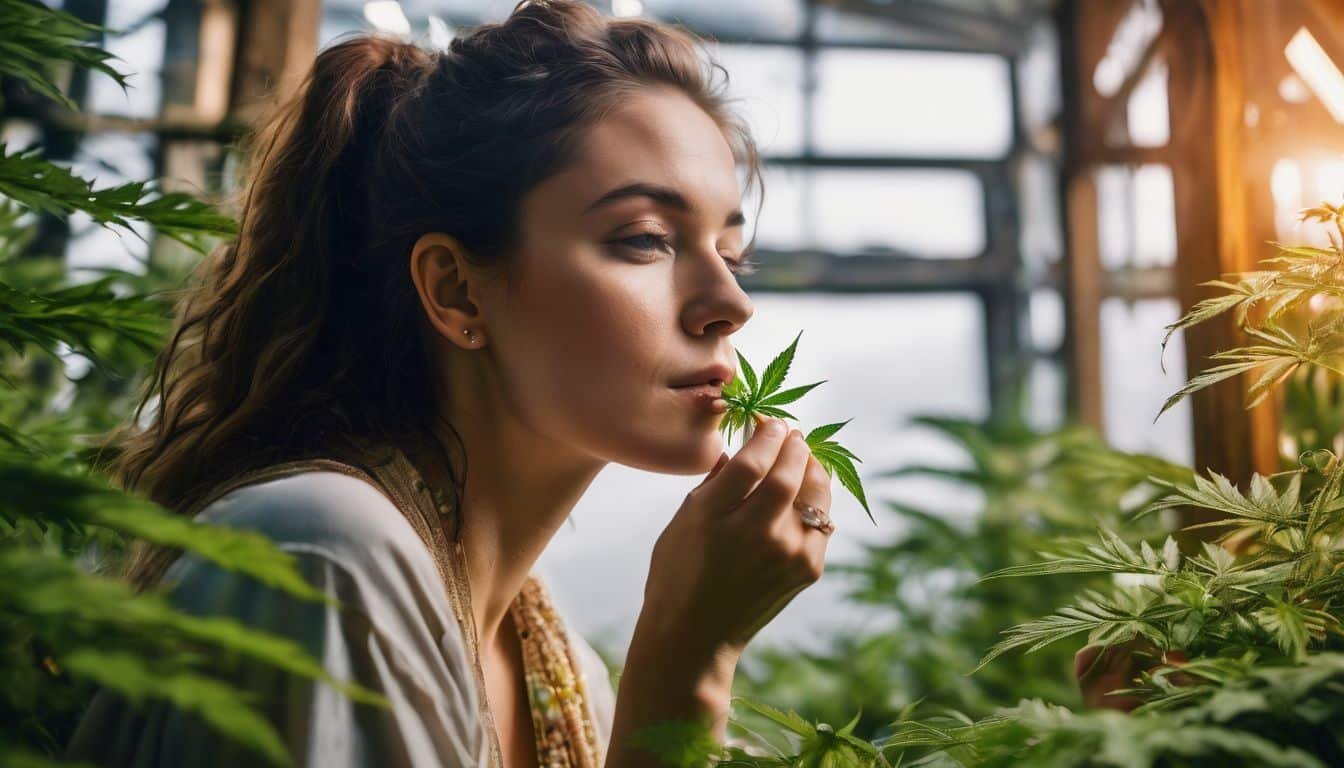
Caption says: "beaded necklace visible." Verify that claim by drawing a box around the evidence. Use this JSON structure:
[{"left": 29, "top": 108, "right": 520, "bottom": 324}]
[
  {"left": 403, "top": 446, "right": 605, "bottom": 768},
  {"left": 510, "top": 576, "right": 604, "bottom": 768}
]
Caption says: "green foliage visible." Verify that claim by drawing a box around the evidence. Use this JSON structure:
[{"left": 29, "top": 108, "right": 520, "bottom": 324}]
[
  {"left": 1159, "top": 201, "right": 1344, "bottom": 418},
  {"left": 732, "top": 412, "right": 1183, "bottom": 739},
  {"left": 638, "top": 205, "right": 1344, "bottom": 767},
  {"left": 629, "top": 698, "right": 886, "bottom": 768},
  {"left": 0, "top": 2, "right": 382, "bottom": 764},
  {"left": 0, "top": 0, "right": 127, "bottom": 111},
  {"left": 720, "top": 330, "right": 873, "bottom": 523}
]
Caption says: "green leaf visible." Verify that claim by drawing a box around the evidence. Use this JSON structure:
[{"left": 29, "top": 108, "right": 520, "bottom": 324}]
[
  {"left": 804, "top": 420, "right": 851, "bottom": 445},
  {"left": 0, "top": 459, "right": 331, "bottom": 603},
  {"left": 60, "top": 649, "right": 295, "bottom": 767},
  {"left": 759, "top": 381, "right": 826, "bottom": 407},
  {"left": 758, "top": 330, "right": 803, "bottom": 398},
  {"left": 732, "top": 695, "right": 816, "bottom": 737},
  {"left": 0, "top": 143, "right": 237, "bottom": 255},
  {"left": 0, "top": 0, "right": 129, "bottom": 112},
  {"left": 736, "top": 348, "right": 759, "bottom": 395},
  {"left": 812, "top": 448, "right": 873, "bottom": 525}
]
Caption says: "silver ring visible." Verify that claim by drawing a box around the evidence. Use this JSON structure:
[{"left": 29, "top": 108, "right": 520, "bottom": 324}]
[{"left": 794, "top": 499, "right": 834, "bottom": 534}]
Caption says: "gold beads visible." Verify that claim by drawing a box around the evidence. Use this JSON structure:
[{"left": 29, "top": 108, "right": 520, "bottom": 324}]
[{"left": 510, "top": 576, "right": 603, "bottom": 768}]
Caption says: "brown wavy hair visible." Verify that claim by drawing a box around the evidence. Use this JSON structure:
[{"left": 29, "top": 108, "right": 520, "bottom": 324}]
[{"left": 111, "top": 0, "right": 762, "bottom": 590}]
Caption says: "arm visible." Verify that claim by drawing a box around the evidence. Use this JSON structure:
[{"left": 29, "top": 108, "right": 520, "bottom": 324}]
[{"left": 603, "top": 611, "right": 741, "bottom": 768}]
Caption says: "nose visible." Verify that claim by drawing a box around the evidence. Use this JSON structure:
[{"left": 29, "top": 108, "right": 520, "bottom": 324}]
[{"left": 680, "top": 259, "right": 754, "bottom": 337}]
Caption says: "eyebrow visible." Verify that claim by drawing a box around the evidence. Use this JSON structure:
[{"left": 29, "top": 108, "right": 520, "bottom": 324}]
[{"left": 583, "top": 182, "right": 746, "bottom": 228}]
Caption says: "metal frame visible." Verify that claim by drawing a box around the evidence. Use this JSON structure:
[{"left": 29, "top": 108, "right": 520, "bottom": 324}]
[{"left": 8, "top": 0, "right": 1058, "bottom": 423}]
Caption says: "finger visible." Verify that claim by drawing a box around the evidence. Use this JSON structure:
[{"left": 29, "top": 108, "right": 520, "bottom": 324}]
[
  {"left": 1074, "top": 644, "right": 1106, "bottom": 681},
  {"left": 695, "top": 452, "right": 730, "bottom": 489},
  {"left": 696, "top": 413, "right": 791, "bottom": 512},
  {"left": 738, "top": 428, "right": 811, "bottom": 523},
  {"left": 792, "top": 451, "right": 834, "bottom": 534}
]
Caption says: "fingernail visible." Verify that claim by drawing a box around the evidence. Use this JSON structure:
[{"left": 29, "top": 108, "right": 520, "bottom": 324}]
[{"left": 764, "top": 417, "right": 786, "bottom": 435}]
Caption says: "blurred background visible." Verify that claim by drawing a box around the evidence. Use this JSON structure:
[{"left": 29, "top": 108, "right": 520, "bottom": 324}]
[{"left": 6, "top": 0, "right": 1344, "bottom": 662}]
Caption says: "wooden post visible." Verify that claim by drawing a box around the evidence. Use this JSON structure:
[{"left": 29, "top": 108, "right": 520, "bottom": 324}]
[
  {"left": 1159, "top": 0, "right": 1282, "bottom": 541},
  {"left": 228, "top": 0, "right": 322, "bottom": 125},
  {"left": 1056, "top": 1, "right": 1130, "bottom": 433}
]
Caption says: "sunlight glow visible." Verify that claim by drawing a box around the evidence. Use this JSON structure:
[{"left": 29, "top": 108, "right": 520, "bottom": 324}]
[
  {"left": 1285, "top": 27, "right": 1344, "bottom": 124},
  {"left": 363, "top": 1, "right": 411, "bottom": 37}
]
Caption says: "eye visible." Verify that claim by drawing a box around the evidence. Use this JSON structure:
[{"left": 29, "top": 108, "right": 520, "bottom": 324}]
[
  {"left": 723, "top": 249, "right": 760, "bottom": 277},
  {"left": 614, "top": 232, "right": 758, "bottom": 276},
  {"left": 618, "top": 233, "right": 674, "bottom": 253}
]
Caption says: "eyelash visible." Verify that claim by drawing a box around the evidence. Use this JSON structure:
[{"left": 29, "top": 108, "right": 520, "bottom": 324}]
[{"left": 617, "top": 233, "right": 760, "bottom": 276}]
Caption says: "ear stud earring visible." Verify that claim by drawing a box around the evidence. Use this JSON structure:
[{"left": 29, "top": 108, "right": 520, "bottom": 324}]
[{"left": 462, "top": 328, "right": 477, "bottom": 345}]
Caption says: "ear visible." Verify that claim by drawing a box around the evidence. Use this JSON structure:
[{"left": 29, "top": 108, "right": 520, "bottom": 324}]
[{"left": 409, "top": 231, "right": 485, "bottom": 349}]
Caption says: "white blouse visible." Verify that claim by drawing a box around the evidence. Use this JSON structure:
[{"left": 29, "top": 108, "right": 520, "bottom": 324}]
[{"left": 67, "top": 470, "right": 617, "bottom": 767}]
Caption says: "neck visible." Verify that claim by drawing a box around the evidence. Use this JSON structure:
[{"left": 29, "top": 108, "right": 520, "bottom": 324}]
[{"left": 421, "top": 376, "right": 606, "bottom": 653}]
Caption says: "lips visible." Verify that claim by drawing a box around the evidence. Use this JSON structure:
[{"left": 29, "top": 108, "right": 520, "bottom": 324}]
[
  {"left": 672, "top": 382, "right": 724, "bottom": 397},
  {"left": 670, "top": 362, "right": 735, "bottom": 389},
  {"left": 672, "top": 382, "right": 730, "bottom": 413}
]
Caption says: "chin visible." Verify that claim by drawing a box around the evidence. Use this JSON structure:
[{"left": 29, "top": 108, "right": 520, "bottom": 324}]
[{"left": 617, "top": 429, "right": 726, "bottom": 475}]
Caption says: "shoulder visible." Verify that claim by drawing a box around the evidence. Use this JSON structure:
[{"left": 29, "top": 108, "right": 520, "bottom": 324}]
[
  {"left": 194, "top": 469, "right": 426, "bottom": 564},
  {"left": 178, "top": 469, "right": 458, "bottom": 643}
]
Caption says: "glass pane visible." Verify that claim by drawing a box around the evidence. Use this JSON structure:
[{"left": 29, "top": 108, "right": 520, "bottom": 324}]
[
  {"left": 1029, "top": 288, "right": 1064, "bottom": 353},
  {"left": 814, "top": 4, "right": 952, "bottom": 47},
  {"left": 750, "top": 167, "right": 985, "bottom": 257},
  {"left": 1028, "top": 358, "right": 1066, "bottom": 432},
  {"left": 537, "top": 293, "right": 988, "bottom": 651},
  {"left": 321, "top": 0, "right": 515, "bottom": 47},
  {"left": 641, "top": 0, "right": 806, "bottom": 39},
  {"left": 1101, "top": 297, "right": 1193, "bottom": 465},
  {"left": 66, "top": 132, "right": 158, "bottom": 274},
  {"left": 1018, "top": 154, "right": 1063, "bottom": 273},
  {"left": 1125, "top": 59, "right": 1170, "bottom": 147},
  {"left": 1096, "top": 164, "right": 1177, "bottom": 269},
  {"left": 1017, "top": 20, "right": 1061, "bottom": 148},
  {"left": 813, "top": 49, "right": 1013, "bottom": 158},
  {"left": 326, "top": 0, "right": 809, "bottom": 40},
  {"left": 748, "top": 165, "right": 807, "bottom": 248},
  {"left": 88, "top": 1, "right": 168, "bottom": 117},
  {"left": 709, "top": 44, "right": 804, "bottom": 156}
]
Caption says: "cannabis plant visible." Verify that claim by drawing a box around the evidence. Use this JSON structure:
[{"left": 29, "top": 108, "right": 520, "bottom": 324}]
[
  {"left": 877, "top": 202, "right": 1344, "bottom": 766},
  {"left": 720, "top": 330, "right": 872, "bottom": 524},
  {"left": 638, "top": 202, "right": 1344, "bottom": 768},
  {"left": 731, "top": 409, "right": 1187, "bottom": 739},
  {"left": 1159, "top": 201, "right": 1344, "bottom": 417},
  {"left": 0, "top": 3, "right": 380, "bottom": 765}
]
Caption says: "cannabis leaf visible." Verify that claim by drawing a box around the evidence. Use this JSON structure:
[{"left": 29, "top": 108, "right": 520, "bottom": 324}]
[
  {"left": 1158, "top": 200, "right": 1344, "bottom": 417},
  {"left": 718, "top": 330, "right": 874, "bottom": 525}
]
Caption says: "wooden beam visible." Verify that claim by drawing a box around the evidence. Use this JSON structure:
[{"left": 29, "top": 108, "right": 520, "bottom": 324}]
[
  {"left": 228, "top": 0, "right": 321, "bottom": 125},
  {"left": 1163, "top": 0, "right": 1280, "bottom": 486},
  {"left": 739, "top": 250, "right": 1011, "bottom": 293},
  {"left": 1057, "top": 1, "right": 1118, "bottom": 432}
]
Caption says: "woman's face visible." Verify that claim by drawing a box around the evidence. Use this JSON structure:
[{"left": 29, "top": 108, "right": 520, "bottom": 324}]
[{"left": 475, "top": 86, "right": 755, "bottom": 475}]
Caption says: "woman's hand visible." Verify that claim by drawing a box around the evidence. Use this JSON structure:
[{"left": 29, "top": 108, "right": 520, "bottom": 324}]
[
  {"left": 608, "top": 417, "right": 833, "bottom": 765},
  {"left": 636, "top": 411, "right": 835, "bottom": 662}
]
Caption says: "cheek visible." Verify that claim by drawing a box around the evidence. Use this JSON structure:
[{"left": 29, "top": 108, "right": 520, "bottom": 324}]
[
  {"left": 500, "top": 252, "right": 665, "bottom": 423},
  {"left": 496, "top": 252, "right": 720, "bottom": 472}
]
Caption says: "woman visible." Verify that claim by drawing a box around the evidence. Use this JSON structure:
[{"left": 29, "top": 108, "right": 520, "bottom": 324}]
[{"left": 67, "top": 1, "right": 836, "bottom": 766}]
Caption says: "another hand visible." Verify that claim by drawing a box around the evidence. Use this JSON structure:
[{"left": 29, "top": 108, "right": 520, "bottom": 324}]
[{"left": 1074, "top": 637, "right": 1191, "bottom": 711}]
